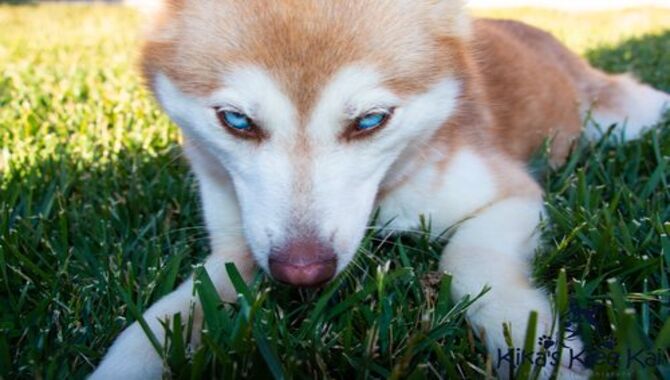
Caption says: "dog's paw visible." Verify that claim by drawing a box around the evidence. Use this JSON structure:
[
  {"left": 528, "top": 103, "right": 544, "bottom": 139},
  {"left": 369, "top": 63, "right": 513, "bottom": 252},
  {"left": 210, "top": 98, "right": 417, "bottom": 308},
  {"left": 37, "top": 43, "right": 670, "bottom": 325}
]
[
  {"left": 544, "top": 332, "right": 591, "bottom": 380},
  {"left": 470, "top": 289, "right": 591, "bottom": 379},
  {"left": 89, "top": 323, "right": 164, "bottom": 380}
]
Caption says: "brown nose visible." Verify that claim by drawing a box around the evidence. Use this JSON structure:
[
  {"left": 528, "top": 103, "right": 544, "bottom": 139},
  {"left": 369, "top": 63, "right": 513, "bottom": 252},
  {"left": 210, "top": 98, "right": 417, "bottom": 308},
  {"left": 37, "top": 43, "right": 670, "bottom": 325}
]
[{"left": 269, "top": 239, "right": 337, "bottom": 287}]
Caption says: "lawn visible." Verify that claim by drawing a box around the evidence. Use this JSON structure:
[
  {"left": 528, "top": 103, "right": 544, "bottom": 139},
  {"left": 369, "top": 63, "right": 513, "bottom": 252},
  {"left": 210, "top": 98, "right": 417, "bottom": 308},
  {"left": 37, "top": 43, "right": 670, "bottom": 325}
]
[{"left": 1, "top": 5, "right": 670, "bottom": 379}]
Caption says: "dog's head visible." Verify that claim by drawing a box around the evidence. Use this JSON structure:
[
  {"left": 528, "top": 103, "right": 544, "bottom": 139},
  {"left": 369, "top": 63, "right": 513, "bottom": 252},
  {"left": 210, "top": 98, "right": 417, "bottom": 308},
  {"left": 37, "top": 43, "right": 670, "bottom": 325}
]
[{"left": 142, "top": 0, "right": 469, "bottom": 286}]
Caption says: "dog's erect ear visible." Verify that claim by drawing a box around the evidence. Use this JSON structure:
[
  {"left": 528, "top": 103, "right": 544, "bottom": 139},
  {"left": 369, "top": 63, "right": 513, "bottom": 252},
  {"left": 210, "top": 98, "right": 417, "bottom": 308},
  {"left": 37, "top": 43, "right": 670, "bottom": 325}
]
[
  {"left": 136, "top": 0, "right": 190, "bottom": 89},
  {"left": 423, "top": 0, "right": 472, "bottom": 38},
  {"left": 130, "top": 0, "right": 187, "bottom": 41}
]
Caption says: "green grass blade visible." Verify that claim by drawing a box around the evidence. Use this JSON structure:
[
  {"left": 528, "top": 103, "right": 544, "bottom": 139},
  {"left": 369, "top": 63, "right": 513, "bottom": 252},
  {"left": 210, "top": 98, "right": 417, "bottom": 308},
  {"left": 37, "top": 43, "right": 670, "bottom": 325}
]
[
  {"left": 516, "top": 311, "right": 539, "bottom": 380},
  {"left": 118, "top": 287, "right": 164, "bottom": 357}
]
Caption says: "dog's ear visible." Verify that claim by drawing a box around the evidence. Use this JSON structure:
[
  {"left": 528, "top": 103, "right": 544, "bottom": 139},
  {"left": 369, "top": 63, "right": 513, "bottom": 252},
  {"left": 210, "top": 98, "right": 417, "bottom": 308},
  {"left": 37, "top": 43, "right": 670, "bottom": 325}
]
[
  {"left": 136, "top": 0, "right": 187, "bottom": 89},
  {"left": 423, "top": 0, "right": 472, "bottom": 38},
  {"left": 129, "top": 0, "right": 184, "bottom": 42}
]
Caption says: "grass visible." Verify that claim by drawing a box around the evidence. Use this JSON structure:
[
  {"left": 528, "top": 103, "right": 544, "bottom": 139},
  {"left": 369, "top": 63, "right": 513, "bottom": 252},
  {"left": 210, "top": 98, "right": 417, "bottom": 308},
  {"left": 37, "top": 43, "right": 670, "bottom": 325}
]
[{"left": 1, "top": 4, "right": 670, "bottom": 379}]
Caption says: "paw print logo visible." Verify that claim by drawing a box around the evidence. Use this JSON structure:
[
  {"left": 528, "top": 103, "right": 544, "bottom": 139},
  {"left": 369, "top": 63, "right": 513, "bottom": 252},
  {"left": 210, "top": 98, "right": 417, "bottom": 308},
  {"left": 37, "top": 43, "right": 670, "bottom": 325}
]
[
  {"left": 602, "top": 336, "right": 617, "bottom": 350},
  {"left": 538, "top": 335, "right": 556, "bottom": 350}
]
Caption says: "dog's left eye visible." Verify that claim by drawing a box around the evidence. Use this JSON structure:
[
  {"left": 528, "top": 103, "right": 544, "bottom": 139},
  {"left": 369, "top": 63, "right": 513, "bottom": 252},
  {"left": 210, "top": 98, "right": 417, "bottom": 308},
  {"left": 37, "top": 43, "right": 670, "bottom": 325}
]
[
  {"left": 342, "top": 109, "right": 394, "bottom": 141},
  {"left": 357, "top": 112, "right": 389, "bottom": 131}
]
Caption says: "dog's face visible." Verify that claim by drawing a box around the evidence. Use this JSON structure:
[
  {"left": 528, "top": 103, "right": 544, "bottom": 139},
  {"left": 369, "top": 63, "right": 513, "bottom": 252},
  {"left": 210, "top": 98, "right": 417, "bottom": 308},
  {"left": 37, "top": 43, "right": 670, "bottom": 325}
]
[{"left": 143, "top": 0, "right": 469, "bottom": 286}]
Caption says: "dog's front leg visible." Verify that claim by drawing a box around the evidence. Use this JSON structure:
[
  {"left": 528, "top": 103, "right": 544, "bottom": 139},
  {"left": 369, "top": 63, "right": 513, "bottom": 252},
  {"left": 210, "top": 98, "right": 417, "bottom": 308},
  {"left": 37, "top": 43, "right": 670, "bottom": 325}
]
[
  {"left": 90, "top": 246, "right": 254, "bottom": 380},
  {"left": 440, "top": 196, "right": 589, "bottom": 379},
  {"left": 92, "top": 147, "right": 255, "bottom": 379}
]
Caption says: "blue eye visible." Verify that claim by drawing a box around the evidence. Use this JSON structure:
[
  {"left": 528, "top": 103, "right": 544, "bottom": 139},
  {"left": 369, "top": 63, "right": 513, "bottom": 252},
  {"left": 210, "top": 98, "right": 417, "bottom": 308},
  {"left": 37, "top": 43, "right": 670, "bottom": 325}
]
[
  {"left": 357, "top": 112, "right": 388, "bottom": 131},
  {"left": 219, "top": 110, "right": 252, "bottom": 130},
  {"left": 215, "top": 108, "right": 265, "bottom": 140}
]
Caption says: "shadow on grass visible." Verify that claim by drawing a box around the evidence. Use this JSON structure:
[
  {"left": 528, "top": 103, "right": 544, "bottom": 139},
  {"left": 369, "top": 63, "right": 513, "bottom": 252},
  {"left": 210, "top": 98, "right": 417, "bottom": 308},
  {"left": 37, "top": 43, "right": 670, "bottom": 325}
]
[
  {"left": 0, "top": 148, "right": 210, "bottom": 379},
  {"left": 0, "top": 0, "right": 36, "bottom": 5},
  {"left": 1, "top": 147, "right": 469, "bottom": 379}
]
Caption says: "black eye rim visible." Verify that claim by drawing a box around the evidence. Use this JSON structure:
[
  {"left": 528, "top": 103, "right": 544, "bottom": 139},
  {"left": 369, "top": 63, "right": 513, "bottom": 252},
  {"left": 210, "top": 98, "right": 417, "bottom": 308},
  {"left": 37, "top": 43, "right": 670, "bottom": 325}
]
[
  {"left": 214, "top": 108, "right": 266, "bottom": 141},
  {"left": 342, "top": 107, "right": 395, "bottom": 141}
]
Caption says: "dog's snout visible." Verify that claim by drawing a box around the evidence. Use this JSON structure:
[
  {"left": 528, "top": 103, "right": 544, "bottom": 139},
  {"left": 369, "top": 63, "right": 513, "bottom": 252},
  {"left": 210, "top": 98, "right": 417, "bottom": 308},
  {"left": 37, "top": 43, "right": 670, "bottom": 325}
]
[{"left": 269, "top": 239, "right": 337, "bottom": 287}]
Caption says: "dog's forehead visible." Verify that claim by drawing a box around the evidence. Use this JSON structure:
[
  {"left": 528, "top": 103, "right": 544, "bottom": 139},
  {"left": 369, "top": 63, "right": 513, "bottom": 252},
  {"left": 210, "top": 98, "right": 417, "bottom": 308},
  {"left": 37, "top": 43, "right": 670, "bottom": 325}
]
[{"left": 143, "top": 0, "right": 460, "bottom": 113}]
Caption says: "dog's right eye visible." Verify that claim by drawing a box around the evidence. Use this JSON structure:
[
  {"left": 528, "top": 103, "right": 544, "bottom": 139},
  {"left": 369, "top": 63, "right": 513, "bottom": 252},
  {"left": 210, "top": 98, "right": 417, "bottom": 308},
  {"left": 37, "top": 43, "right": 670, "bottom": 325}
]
[{"left": 215, "top": 109, "right": 265, "bottom": 141}]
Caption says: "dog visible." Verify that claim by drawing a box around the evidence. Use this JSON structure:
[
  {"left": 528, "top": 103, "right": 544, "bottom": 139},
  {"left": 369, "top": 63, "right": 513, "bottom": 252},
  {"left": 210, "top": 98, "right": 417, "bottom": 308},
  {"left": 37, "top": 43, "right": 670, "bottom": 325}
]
[{"left": 91, "top": 1, "right": 670, "bottom": 378}]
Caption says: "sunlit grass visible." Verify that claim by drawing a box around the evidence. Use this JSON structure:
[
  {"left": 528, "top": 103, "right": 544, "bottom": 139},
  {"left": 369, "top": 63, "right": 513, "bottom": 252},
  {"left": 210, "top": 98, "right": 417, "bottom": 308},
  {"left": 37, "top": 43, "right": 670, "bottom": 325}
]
[
  {"left": 474, "top": 7, "right": 670, "bottom": 53},
  {"left": 1, "top": 5, "right": 669, "bottom": 379}
]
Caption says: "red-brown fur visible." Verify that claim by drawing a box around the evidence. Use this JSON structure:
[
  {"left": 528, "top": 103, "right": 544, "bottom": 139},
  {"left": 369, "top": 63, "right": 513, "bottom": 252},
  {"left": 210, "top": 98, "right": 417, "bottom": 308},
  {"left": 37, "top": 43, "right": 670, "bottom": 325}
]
[
  {"left": 141, "top": 1, "right": 645, "bottom": 170},
  {"left": 91, "top": 3, "right": 669, "bottom": 378}
]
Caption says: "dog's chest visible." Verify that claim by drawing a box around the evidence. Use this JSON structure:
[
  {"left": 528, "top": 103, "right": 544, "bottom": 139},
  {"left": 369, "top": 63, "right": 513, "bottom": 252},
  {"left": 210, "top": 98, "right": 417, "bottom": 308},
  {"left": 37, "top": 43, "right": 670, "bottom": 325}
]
[{"left": 376, "top": 148, "right": 499, "bottom": 237}]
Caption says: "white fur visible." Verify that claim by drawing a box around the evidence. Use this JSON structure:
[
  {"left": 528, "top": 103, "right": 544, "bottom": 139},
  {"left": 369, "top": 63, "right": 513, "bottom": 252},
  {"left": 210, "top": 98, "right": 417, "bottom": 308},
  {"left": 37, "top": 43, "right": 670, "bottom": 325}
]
[
  {"left": 306, "top": 68, "right": 461, "bottom": 269},
  {"left": 442, "top": 197, "right": 545, "bottom": 343},
  {"left": 153, "top": 65, "right": 461, "bottom": 273},
  {"left": 379, "top": 148, "right": 589, "bottom": 378},
  {"left": 91, "top": 282, "right": 191, "bottom": 380},
  {"left": 379, "top": 147, "right": 539, "bottom": 259},
  {"left": 154, "top": 70, "right": 297, "bottom": 268},
  {"left": 90, "top": 253, "right": 252, "bottom": 380},
  {"left": 95, "top": 61, "right": 592, "bottom": 380},
  {"left": 585, "top": 76, "right": 670, "bottom": 141},
  {"left": 91, "top": 147, "right": 253, "bottom": 378},
  {"left": 378, "top": 148, "right": 498, "bottom": 236},
  {"left": 91, "top": 77, "right": 257, "bottom": 378},
  {"left": 309, "top": 65, "right": 400, "bottom": 140},
  {"left": 441, "top": 197, "right": 589, "bottom": 379},
  {"left": 90, "top": 3, "right": 651, "bottom": 379},
  {"left": 208, "top": 66, "right": 299, "bottom": 141},
  {"left": 93, "top": 65, "right": 462, "bottom": 376}
]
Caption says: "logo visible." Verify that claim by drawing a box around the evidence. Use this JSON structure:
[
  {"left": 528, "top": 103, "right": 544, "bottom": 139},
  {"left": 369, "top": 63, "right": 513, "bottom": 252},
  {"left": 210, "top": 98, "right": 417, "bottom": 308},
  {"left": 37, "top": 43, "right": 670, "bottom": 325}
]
[{"left": 495, "top": 303, "right": 667, "bottom": 373}]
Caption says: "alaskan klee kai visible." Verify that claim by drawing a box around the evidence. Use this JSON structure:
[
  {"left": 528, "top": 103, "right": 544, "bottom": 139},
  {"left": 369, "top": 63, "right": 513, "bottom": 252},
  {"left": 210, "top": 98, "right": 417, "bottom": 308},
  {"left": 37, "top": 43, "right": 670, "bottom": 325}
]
[{"left": 92, "top": 1, "right": 670, "bottom": 378}]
